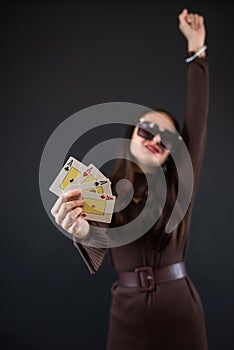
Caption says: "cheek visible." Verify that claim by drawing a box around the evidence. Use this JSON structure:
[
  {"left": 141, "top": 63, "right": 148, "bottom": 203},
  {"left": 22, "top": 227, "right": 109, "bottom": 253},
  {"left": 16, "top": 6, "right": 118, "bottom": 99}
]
[
  {"left": 129, "top": 140, "right": 137, "bottom": 156},
  {"left": 130, "top": 132, "right": 145, "bottom": 155},
  {"left": 130, "top": 141, "right": 142, "bottom": 159},
  {"left": 131, "top": 128, "right": 145, "bottom": 145}
]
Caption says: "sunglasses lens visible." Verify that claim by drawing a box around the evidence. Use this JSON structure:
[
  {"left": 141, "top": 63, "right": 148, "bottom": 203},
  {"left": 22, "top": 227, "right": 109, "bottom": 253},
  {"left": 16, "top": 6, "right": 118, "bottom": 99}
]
[
  {"left": 161, "top": 139, "right": 172, "bottom": 150},
  {"left": 137, "top": 126, "right": 154, "bottom": 140},
  {"left": 161, "top": 133, "right": 176, "bottom": 150}
]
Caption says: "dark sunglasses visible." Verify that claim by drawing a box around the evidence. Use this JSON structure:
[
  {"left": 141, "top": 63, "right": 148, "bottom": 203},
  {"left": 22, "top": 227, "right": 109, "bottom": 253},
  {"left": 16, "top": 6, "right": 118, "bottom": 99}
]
[{"left": 137, "top": 118, "right": 182, "bottom": 150}]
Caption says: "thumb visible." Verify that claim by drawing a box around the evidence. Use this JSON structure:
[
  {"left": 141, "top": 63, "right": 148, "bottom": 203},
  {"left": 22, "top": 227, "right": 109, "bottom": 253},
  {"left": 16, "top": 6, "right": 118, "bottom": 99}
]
[{"left": 178, "top": 8, "right": 188, "bottom": 23}]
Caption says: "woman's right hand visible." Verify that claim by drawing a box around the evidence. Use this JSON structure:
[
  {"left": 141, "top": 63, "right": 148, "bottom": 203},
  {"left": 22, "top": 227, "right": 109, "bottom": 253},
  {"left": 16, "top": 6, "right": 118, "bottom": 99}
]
[{"left": 51, "top": 189, "right": 90, "bottom": 239}]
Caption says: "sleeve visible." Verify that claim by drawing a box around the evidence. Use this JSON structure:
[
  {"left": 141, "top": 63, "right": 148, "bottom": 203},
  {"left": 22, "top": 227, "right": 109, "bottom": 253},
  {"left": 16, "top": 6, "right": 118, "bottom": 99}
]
[
  {"left": 180, "top": 55, "right": 209, "bottom": 200},
  {"left": 72, "top": 220, "right": 109, "bottom": 275}
]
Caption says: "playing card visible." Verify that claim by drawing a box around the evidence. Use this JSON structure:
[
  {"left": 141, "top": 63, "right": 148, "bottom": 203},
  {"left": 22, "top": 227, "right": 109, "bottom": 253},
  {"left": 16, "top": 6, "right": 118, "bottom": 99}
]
[
  {"left": 79, "top": 179, "right": 112, "bottom": 195},
  {"left": 77, "top": 163, "right": 109, "bottom": 186},
  {"left": 80, "top": 192, "right": 116, "bottom": 223},
  {"left": 49, "top": 156, "right": 87, "bottom": 196}
]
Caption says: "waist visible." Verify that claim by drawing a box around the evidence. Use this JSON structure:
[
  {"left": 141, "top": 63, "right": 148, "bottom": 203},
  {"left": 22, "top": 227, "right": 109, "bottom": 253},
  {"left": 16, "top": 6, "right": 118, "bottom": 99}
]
[{"left": 117, "top": 261, "right": 187, "bottom": 292}]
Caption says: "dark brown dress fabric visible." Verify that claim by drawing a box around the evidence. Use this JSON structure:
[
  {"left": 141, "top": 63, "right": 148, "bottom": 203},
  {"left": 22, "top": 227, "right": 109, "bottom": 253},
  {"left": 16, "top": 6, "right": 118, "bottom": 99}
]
[{"left": 73, "top": 56, "right": 209, "bottom": 350}]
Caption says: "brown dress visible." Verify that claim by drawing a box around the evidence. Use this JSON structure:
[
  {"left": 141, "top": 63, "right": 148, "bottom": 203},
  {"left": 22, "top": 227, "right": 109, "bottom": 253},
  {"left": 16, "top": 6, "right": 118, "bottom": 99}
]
[{"left": 73, "top": 55, "right": 209, "bottom": 350}]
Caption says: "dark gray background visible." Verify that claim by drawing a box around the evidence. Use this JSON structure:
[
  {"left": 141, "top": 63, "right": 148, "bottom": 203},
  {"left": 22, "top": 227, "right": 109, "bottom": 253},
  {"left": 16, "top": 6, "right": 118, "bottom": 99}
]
[{"left": 1, "top": 1, "right": 234, "bottom": 349}]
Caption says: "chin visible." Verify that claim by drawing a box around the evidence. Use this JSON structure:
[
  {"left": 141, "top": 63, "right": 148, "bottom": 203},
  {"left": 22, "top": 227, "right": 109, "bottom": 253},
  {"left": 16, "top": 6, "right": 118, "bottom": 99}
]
[{"left": 136, "top": 157, "right": 161, "bottom": 169}]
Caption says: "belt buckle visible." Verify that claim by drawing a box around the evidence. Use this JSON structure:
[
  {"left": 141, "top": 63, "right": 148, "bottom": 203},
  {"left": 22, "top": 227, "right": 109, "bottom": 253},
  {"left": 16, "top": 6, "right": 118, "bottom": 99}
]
[{"left": 134, "top": 266, "right": 155, "bottom": 292}]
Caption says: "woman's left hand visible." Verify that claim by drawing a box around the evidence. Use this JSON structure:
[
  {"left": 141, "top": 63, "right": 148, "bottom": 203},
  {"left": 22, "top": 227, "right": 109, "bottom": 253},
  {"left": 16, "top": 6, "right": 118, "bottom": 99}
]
[{"left": 178, "top": 8, "right": 206, "bottom": 54}]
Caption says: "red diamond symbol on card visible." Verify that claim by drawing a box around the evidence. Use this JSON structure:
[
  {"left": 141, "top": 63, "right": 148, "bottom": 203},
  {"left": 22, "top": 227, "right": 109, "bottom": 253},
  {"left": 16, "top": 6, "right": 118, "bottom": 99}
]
[{"left": 81, "top": 213, "right": 87, "bottom": 217}]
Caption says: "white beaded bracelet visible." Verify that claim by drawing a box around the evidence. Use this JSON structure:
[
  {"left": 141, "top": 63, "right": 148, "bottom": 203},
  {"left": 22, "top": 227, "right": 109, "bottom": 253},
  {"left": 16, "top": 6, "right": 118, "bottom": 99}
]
[{"left": 185, "top": 45, "right": 207, "bottom": 63}]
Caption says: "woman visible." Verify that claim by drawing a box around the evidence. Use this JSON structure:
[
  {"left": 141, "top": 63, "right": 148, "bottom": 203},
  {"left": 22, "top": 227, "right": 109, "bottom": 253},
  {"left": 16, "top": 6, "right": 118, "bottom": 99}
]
[{"left": 51, "top": 8, "right": 209, "bottom": 350}]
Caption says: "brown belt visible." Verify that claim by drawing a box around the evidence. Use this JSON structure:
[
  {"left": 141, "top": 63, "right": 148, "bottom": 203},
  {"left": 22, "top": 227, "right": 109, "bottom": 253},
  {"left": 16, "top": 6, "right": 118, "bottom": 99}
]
[{"left": 118, "top": 261, "right": 187, "bottom": 292}]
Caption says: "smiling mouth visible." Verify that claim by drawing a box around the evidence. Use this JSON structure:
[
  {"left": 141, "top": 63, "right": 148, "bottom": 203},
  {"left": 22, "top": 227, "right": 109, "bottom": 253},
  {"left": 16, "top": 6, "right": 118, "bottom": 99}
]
[{"left": 145, "top": 144, "right": 162, "bottom": 154}]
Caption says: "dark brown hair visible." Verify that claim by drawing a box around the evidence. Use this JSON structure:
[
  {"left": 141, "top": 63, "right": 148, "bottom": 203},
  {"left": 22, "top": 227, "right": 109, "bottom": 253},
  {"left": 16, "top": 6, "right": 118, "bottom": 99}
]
[{"left": 110, "top": 108, "right": 185, "bottom": 252}]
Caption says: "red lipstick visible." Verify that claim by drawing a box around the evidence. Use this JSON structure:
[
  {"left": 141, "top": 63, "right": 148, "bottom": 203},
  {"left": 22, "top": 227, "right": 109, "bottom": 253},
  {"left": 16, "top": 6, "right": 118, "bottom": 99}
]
[{"left": 145, "top": 144, "right": 162, "bottom": 154}]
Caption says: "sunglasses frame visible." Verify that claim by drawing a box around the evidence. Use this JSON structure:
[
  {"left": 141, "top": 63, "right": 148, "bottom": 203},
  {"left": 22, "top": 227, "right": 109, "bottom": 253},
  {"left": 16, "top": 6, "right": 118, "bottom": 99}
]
[{"left": 136, "top": 118, "right": 182, "bottom": 151}]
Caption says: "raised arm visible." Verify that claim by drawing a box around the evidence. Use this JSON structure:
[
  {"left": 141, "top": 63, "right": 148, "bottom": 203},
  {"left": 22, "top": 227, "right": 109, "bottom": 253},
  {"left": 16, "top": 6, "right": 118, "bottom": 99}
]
[{"left": 178, "top": 9, "right": 209, "bottom": 198}]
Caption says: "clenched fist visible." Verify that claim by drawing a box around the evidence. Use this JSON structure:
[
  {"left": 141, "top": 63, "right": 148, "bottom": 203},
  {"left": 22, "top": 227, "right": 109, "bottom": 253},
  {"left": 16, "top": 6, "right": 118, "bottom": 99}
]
[{"left": 178, "top": 8, "right": 206, "bottom": 54}]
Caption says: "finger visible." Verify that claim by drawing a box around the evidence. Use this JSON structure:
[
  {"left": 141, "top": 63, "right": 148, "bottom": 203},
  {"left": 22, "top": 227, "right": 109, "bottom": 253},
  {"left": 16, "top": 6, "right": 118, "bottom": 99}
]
[
  {"left": 178, "top": 8, "right": 187, "bottom": 18},
  {"left": 194, "top": 14, "right": 200, "bottom": 30},
  {"left": 61, "top": 206, "right": 83, "bottom": 230},
  {"left": 67, "top": 217, "right": 90, "bottom": 239},
  {"left": 197, "top": 15, "right": 204, "bottom": 30},
  {"left": 63, "top": 189, "right": 82, "bottom": 201},
  {"left": 192, "top": 15, "right": 198, "bottom": 30},
  {"left": 185, "top": 13, "right": 193, "bottom": 24},
  {"left": 178, "top": 8, "right": 189, "bottom": 25},
  {"left": 51, "top": 190, "right": 82, "bottom": 217},
  {"left": 55, "top": 199, "right": 85, "bottom": 224},
  {"left": 51, "top": 196, "right": 64, "bottom": 217},
  {"left": 200, "top": 15, "right": 204, "bottom": 26}
]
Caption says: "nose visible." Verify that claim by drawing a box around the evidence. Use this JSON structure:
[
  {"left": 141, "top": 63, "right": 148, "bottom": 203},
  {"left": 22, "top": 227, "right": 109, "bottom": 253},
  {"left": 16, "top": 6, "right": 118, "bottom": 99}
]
[{"left": 152, "top": 133, "right": 161, "bottom": 144}]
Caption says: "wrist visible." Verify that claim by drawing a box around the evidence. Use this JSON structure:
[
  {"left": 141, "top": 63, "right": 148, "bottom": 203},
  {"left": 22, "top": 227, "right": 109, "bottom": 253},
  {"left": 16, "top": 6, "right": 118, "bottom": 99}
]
[
  {"left": 187, "top": 39, "right": 205, "bottom": 50},
  {"left": 188, "top": 49, "right": 206, "bottom": 58},
  {"left": 185, "top": 45, "right": 207, "bottom": 63}
]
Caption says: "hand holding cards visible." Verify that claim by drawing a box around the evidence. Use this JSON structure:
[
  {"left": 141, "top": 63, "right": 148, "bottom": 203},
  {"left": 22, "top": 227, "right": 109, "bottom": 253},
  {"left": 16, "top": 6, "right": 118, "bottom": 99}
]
[{"left": 49, "top": 156, "right": 116, "bottom": 223}]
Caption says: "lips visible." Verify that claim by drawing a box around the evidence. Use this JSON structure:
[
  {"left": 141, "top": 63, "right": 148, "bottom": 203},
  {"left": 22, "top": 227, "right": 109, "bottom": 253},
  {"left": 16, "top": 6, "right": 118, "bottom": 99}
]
[{"left": 145, "top": 144, "right": 162, "bottom": 154}]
